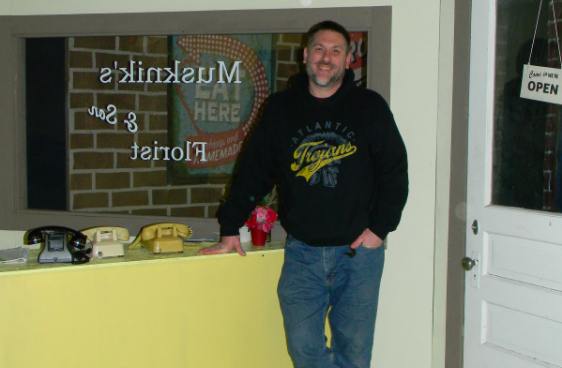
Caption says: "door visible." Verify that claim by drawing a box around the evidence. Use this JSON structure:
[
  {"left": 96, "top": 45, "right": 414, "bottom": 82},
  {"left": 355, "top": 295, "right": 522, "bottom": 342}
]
[{"left": 465, "top": 0, "right": 562, "bottom": 367}]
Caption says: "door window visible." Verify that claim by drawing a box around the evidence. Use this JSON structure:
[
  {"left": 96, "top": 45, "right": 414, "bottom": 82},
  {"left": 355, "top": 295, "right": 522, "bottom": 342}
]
[{"left": 492, "top": 0, "right": 562, "bottom": 212}]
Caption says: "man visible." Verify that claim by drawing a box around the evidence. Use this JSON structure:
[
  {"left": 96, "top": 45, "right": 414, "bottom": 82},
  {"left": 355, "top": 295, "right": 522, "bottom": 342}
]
[{"left": 199, "top": 20, "right": 408, "bottom": 368}]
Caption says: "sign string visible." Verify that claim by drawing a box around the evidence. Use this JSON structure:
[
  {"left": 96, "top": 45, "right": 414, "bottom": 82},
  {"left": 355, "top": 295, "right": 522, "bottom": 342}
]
[
  {"left": 529, "top": 0, "right": 544, "bottom": 64},
  {"left": 529, "top": 0, "right": 562, "bottom": 68},
  {"left": 552, "top": 0, "right": 562, "bottom": 67}
]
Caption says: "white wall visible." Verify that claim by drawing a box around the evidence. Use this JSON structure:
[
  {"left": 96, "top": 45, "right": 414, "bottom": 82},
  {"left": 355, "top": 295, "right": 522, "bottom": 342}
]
[{"left": 0, "top": 1, "right": 455, "bottom": 367}]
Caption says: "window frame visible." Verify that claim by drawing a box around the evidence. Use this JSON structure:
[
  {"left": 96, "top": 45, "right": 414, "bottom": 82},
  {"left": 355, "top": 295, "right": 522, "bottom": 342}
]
[{"left": 0, "top": 7, "right": 392, "bottom": 235}]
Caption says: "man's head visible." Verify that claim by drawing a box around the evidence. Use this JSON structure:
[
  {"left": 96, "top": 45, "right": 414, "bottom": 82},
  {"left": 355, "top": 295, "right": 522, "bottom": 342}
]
[
  {"left": 303, "top": 20, "right": 352, "bottom": 97},
  {"left": 306, "top": 20, "right": 351, "bottom": 53}
]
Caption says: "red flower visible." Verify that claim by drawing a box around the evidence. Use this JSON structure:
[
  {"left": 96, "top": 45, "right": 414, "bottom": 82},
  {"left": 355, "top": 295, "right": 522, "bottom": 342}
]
[{"left": 245, "top": 206, "right": 277, "bottom": 233}]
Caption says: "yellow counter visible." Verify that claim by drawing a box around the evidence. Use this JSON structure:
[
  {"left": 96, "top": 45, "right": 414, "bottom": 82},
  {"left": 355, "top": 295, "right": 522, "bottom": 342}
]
[{"left": 0, "top": 242, "right": 292, "bottom": 368}]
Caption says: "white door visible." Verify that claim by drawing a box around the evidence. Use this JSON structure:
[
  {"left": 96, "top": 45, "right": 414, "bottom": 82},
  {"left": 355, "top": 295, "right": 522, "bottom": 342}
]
[{"left": 465, "top": 0, "right": 562, "bottom": 367}]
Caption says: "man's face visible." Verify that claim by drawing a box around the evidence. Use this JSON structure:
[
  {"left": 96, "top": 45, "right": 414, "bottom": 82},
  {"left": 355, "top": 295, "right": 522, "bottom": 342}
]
[{"left": 304, "top": 30, "right": 351, "bottom": 96}]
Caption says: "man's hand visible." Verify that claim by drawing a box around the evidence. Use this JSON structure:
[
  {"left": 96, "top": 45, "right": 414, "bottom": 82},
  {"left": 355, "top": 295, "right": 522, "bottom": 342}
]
[
  {"left": 350, "top": 228, "right": 383, "bottom": 249},
  {"left": 198, "top": 235, "right": 246, "bottom": 256}
]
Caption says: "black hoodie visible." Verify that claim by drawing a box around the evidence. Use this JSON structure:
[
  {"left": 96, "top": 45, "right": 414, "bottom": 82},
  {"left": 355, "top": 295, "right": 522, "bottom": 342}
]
[{"left": 219, "top": 69, "right": 408, "bottom": 246}]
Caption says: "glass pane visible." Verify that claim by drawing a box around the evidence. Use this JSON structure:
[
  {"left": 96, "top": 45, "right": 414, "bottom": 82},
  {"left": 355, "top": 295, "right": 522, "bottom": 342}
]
[
  {"left": 25, "top": 33, "right": 369, "bottom": 218},
  {"left": 492, "top": 0, "right": 562, "bottom": 211}
]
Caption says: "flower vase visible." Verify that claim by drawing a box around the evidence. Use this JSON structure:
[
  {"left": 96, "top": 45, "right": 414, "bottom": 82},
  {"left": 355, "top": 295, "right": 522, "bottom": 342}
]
[{"left": 251, "top": 228, "right": 267, "bottom": 246}]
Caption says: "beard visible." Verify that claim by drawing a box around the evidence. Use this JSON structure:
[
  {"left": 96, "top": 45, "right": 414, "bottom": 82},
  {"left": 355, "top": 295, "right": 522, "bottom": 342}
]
[{"left": 306, "top": 61, "right": 346, "bottom": 89}]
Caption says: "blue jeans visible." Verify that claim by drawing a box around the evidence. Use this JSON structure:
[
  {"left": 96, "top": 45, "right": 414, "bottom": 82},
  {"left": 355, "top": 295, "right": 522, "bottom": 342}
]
[{"left": 278, "top": 235, "right": 385, "bottom": 368}]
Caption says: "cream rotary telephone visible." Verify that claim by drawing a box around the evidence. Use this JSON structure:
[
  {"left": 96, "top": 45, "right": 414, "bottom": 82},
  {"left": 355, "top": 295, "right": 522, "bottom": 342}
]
[{"left": 80, "top": 226, "right": 130, "bottom": 259}]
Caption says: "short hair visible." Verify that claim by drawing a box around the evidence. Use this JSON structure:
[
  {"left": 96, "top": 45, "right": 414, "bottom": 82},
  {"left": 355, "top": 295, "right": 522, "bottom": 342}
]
[{"left": 306, "top": 20, "right": 351, "bottom": 53}]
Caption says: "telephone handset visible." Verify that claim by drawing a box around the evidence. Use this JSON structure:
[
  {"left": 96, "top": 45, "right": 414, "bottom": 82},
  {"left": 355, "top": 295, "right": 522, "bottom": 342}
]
[
  {"left": 129, "top": 223, "right": 193, "bottom": 253},
  {"left": 25, "top": 226, "right": 91, "bottom": 264},
  {"left": 80, "top": 226, "right": 130, "bottom": 259}
]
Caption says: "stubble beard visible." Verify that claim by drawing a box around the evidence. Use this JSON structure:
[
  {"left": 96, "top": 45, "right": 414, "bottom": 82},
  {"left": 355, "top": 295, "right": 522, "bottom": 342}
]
[{"left": 306, "top": 62, "right": 345, "bottom": 89}]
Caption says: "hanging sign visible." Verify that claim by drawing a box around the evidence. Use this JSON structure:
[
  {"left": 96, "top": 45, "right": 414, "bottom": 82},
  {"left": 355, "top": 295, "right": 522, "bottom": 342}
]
[
  {"left": 520, "top": 64, "right": 562, "bottom": 105},
  {"left": 520, "top": 0, "right": 562, "bottom": 105}
]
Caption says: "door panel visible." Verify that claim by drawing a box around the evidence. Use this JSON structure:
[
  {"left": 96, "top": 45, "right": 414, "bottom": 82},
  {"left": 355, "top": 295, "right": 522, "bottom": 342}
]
[
  {"left": 485, "top": 302, "right": 562, "bottom": 364},
  {"left": 487, "top": 233, "right": 562, "bottom": 288}
]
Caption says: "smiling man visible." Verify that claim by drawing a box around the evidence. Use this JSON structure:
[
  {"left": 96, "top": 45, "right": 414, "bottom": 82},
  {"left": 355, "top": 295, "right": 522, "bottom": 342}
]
[
  {"left": 304, "top": 26, "right": 351, "bottom": 95},
  {"left": 199, "top": 20, "right": 408, "bottom": 368}
]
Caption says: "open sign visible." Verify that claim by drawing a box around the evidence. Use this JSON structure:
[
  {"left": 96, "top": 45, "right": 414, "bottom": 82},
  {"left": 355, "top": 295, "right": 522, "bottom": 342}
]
[{"left": 520, "top": 64, "right": 562, "bottom": 105}]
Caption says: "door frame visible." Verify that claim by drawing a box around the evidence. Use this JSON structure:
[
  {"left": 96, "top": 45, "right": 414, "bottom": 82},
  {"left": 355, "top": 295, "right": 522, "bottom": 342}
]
[{"left": 445, "top": 0, "right": 471, "bottom": 367}]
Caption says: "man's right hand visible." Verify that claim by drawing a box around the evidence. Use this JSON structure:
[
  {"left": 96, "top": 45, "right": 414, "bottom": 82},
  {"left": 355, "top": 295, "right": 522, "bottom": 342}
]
[{"left": 197, "top": 235, "right": 246, "bottom": 256}]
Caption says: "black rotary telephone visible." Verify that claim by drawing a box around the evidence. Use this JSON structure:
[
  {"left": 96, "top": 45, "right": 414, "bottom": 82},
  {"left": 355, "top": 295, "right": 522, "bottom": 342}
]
[{"left": 25, "top": 226, "right": 91, "bottom": 264}]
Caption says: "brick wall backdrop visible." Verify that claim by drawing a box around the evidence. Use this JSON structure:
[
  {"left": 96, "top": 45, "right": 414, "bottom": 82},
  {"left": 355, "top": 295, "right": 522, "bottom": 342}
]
[
  {"left": 67, "top": 34, "right": 304, "bottom": 218},
  {"left": 543, "top": 1, "right": 562, "bottom": 211},
  {"left": 275, "top": 34, "right": 305, "bottom": 90}
]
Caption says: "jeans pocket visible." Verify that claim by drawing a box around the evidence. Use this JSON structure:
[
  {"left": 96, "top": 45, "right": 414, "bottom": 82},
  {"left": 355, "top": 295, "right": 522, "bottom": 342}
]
[{"left": 360, "top": 243, "right": 383, "bottom": 250}]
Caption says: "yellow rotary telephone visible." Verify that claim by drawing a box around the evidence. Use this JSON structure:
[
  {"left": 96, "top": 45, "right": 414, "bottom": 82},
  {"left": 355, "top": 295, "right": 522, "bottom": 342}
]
[{"left": 128, "top": 223, "right": 193, "bottom": 254}]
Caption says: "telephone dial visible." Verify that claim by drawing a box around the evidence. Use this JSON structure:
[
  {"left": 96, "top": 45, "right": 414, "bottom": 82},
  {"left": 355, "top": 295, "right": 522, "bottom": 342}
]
[
  {"left": 25, "top": 226, "right": 91, "bottom": 264},
  {"left": 128, "top": 223, "right": 193, "bottom": 253},
  {"left": 80, "top": 226, "right": 130, "bottom": 259}
]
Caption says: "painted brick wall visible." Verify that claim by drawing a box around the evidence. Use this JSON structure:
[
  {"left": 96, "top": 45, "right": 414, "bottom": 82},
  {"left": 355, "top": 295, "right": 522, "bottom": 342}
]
[
  {"left": 543, "top": 6, "right": 562, "bottom": 211},
  {"left": 67, "top": 34, "right": 303, "bottom": 218},
  {"left": 275, "top": 34, "right": 305, "bottom": 90},
  {"left": 68, "top": 35, "right": 223, "bottom": 218}
]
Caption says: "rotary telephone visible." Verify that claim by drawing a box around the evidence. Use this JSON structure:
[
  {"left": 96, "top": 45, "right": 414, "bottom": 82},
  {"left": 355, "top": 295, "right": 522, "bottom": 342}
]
[
  {"left": 80, "top": 226, "right": 130, "bottom": 259},
  {"left": 128, "top": 223, "right": 193, "bottom": 253},
  {"left": 25, "top": 226, "right": 91, "bottom": 264}
]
